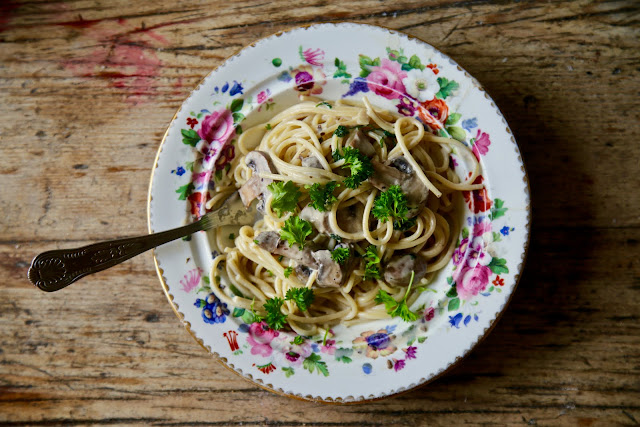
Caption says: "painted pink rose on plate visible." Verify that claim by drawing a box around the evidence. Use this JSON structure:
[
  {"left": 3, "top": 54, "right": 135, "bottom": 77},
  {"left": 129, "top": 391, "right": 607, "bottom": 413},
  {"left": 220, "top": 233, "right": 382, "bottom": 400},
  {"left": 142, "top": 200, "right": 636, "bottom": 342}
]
[
  {"left": 456, "top": 265, "right": 492, "bottom": 300},
  {"left": 366, "top": 59, "right": 407, "bottom": 100},
  {"left": 246, "top": 322, "right": 279, "bottom": 357},
  {"left": 197, "top": 108, "right": 236, "bottom": 145}
]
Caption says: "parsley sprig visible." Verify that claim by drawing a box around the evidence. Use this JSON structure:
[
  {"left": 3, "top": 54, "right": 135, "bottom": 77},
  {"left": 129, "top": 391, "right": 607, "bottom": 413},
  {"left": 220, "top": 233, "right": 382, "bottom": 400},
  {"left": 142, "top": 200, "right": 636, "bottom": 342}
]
[
  {"left": 306, "top": 181, "right": 338, "bottom": 212},
  {"left": 280, "top": 216, "right": 313, "bottom": 249},
  {"left": 363, "top": 245, "right": 382, "bottom": 280},
  {"left": 260, "top": 288, "right": 316, "bottom": 331},
  {"left": 267, "top": 180, "right": 301, "bottom": 217},
  {"left": 283, "top": 266, "right": 293, "bottom": 278},
  {"left": 333, "top": 125, "right": 349, "bottom": 137},
  {"left": 331, "top": 246, "right": 350, "bottom": 265},
  {"left": 285, "top": 287, "right": 315, "bottom": 311},
  {"left": 374, "top": 271, "right": 419, "bottom": 322},
  {"left": 263, "top": 297, "right": 287, "bottom": 330},
  {"left": 332, "top": 147, "right": 374, "bottom": 189},
  {"left": 372, "top": 185, "right": 409, "bottom": 227}
]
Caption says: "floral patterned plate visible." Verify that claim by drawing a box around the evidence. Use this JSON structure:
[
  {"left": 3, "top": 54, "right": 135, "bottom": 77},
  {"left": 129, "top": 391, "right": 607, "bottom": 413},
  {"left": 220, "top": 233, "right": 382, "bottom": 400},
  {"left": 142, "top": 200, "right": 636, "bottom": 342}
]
[{"left": 148, "top": 23, "right": 530, "bottom": 402}]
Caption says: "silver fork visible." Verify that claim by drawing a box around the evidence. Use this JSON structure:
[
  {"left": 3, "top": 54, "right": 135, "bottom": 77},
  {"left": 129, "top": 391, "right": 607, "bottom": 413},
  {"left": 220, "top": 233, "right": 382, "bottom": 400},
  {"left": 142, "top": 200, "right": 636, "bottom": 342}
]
[{"left": 28, "top": 193, "right": 259, "bottom": 292}]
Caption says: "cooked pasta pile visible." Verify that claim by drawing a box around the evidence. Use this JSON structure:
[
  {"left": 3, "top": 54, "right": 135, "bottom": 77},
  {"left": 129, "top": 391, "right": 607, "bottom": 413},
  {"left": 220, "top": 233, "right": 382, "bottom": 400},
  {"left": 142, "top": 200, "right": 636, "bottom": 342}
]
[{"left": 207, "top": 97, "right": 483, "bottom": 336}]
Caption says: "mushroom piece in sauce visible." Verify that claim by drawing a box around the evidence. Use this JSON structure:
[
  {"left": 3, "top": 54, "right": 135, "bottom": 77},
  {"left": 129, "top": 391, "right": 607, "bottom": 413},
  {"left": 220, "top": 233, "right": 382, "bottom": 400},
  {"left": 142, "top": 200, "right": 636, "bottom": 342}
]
[
  {"left": 254, "top": 231, "right": 353, "bottom": 288},
  {"left": 238, "top": 151, "right": 276, "bottom": 212},
  {"left": 346, "top": 129, "right": 376, "bottom": 157},
  {"left": 369, "top": 157, "right": 429, "bottom": 206},
  {"left": 299, "top": 203, "right": 364, "bottom": 238},
  {"left": 383, "top": 254, "right": 428, "bottom": 286}
]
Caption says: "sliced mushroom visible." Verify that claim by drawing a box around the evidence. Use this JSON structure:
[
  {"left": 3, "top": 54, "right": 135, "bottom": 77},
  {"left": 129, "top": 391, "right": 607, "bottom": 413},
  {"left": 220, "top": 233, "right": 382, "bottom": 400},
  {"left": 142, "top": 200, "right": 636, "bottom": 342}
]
[
  {"left": 301, "top": 155, "right": 324, "bottom": 169},
  {"left": 311, "top": 250, "right": 343, "bottom": 287},
  {"left": 255, "top": 231, "right": 353, "bottom": 288},
  {"left": 383, "top": 254, "right": 428, "bottom": 286},
  {"left": 239, "top": 151, "right": 276, "bottom": 211},
  {"left": 336, "top": 203, "right": 364, "bottom": 234},
  {"left": 369, "top": 157, "right": 429, "bottom": 206},
  {"left": 254, "top": 231, "right": 315, "bottom": 266},
  {"left": 347, "top": 129, "right": 376, "bottom": 157},
  {"left": 299, "top": 205, "right": 332, "bottom": 234}
]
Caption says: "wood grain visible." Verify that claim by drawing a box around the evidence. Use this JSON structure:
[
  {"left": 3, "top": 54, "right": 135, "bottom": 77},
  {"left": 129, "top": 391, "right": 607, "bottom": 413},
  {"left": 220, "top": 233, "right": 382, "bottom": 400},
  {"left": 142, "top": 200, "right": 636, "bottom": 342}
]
[{"left": 1, "top": 0, "right": 639, "bottom": 425}]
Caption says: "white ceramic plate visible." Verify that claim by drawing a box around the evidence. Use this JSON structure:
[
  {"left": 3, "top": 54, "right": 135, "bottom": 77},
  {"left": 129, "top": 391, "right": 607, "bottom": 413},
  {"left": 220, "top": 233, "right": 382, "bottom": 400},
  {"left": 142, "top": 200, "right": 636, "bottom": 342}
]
[{"left": 148, "top": 23, "right": 530, "bottom": 402}]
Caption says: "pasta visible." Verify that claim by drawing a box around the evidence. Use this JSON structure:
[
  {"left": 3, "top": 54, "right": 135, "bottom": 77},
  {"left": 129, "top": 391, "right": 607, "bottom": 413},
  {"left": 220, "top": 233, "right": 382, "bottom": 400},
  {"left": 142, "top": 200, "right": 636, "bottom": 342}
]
[{"left": 207, "top": 97, "right": 483, "bottom": 336}]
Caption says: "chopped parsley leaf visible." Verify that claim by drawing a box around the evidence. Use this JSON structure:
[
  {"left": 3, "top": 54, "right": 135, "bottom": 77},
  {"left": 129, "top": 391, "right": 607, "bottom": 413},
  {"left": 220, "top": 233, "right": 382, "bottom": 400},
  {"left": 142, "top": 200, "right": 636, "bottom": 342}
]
[
  {"left": 372, "top": 185, "right": 409, "bottom": 227},
  {"left": 364, "top": 245, "right": 382, "bottom": 280},
  {"left": 333, "top": 125, "right": 349, "bottom": 137},
  {"left": 331, "top": 246, "right": 350, "bottom": 265},
  {"left": 267, "top": 180, "right": 301, "bottom": 217},
  {"left": 263, "top": 297, "right": 287, "bottom": 330},
  {"left": 280, "top": 216, "right": 313, "bottom": 249},
  {"left": 283, "top": 266, "right": 293, "bottom": 278},
  {"left": 374, "top": 271, "right": 419, "bottom": 322},
  {"left": 332, "top": 147, "right": 374, "bottom": 189},
  {"left": 306, "top": 181, "right": 338, "bottom": 212},
  {"left": 285, "top": 287, "right": 315, "bottom": 311}
]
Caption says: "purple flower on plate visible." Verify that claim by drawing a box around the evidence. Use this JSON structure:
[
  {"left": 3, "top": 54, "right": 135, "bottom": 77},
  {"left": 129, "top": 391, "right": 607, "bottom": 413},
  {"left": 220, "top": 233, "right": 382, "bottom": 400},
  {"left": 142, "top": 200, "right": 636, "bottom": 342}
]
[
  {"left": 343, "top": 77, "right": 369, "bottom": 97},
  {"left": 393, "top": 358, "right": 406, "bottom": 371},
  {"left": 397, "top": 97, "right": 416, "bottom": 116},
  {"left": 404, "top": 346, "right": 417, "bottom": 360}
]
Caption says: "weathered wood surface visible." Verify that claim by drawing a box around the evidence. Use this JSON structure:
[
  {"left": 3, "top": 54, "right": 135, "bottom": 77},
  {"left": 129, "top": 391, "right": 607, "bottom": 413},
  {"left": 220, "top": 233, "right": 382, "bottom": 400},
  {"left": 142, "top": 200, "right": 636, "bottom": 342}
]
[{"left": 1, "top": 0, "right": 639, "bottom": 425}]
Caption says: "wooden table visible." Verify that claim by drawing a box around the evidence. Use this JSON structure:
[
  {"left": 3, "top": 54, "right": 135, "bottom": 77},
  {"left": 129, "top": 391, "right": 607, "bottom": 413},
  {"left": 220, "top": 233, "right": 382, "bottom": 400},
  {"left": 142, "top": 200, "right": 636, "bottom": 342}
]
[{"left": 1, "top": 1, "right": 638, "bottom": 425}]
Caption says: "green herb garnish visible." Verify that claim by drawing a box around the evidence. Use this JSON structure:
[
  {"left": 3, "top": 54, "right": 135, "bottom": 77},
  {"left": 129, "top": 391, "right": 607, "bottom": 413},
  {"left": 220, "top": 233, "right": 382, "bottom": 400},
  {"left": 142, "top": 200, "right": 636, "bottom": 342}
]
[
  {"left": 331, "top": 246, "right": 350, "bottom": 265},
  {"left": 332, "top": 147, "right": 374, "bottom": 189},
  {"left": 283, "top": 266, "right": 294, "bottom": 278},
  {"left": 263, "top": 297, "right": 287, "bottom": 330},
  {"left": 333, "top": 125, "right": 349, "bottom": 137},
  {"left": 280, "top": 216, "right": 313, "bottom": 249},
  {"left": 372, "top": 185, "right": 409, "bottom": 227},
  {"left": 374, "top": 271, "right": 419, "bottom": 322},
  {"left": 267, "top": 180, "right": 301, "bottom": 217},
  {"left": 306, "top": 181, "right": 338, "bottom": 212},
  {"left": 285, "top": 287, "right": 315, "bottom": 311},
  {"left": 363, "top": 245, "right": 382, "bottom": 280}
]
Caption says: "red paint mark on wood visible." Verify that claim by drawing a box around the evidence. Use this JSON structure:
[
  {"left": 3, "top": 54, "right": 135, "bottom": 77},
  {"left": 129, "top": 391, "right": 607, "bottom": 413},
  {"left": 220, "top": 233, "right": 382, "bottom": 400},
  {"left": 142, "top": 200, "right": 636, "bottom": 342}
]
[
  {"left": 172, "top": 76, "right": 184, "bottom": 95},
  {"left": 56, "top": 15, "right": 102, "bottom": 29},
  {"left": 60, "top": 19, "right": 170, "bottom": 104},
  {"left": 0, "top": 1, "right": 19, "bottom": 33}
]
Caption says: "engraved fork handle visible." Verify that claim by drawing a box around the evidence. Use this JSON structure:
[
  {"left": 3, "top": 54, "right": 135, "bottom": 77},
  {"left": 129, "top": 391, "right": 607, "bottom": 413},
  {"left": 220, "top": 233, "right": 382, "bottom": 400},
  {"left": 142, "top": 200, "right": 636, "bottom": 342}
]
[{"left": 28, "top": 220, "right": 204, "bottom": 292}]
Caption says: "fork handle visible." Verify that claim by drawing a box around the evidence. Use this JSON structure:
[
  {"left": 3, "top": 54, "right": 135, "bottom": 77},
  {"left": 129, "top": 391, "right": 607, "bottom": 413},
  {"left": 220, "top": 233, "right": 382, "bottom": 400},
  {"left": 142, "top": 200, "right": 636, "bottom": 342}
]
[{"left": 28, "top": 221, "right": 204, "bottom": 292}]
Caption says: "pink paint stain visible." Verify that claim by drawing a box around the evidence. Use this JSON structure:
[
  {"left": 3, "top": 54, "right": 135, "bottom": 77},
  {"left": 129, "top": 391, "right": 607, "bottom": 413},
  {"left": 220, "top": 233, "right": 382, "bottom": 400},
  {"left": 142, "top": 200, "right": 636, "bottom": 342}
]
[{"left": 60, "top": 18, "right": 169, "bottom": 104}]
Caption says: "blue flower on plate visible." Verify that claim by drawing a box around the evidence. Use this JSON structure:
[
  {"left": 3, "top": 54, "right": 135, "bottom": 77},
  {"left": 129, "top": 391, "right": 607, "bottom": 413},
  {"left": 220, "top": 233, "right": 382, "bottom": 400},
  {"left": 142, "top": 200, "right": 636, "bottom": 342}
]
[
  {"left": 229, "top": 81, "right": 244, "bottom": 96},
  {"left": 500, "top": 226, "right": 510, "bottom": 236},
  {"left": 462, "top": 117, "right": 477, "bottom": 132},
  {"left": 449, "top": 313, "right": 463, "bottom": 328},
  {"left": 175, "top": 166, "right": 186, "bottom": 176},
  {"left": 195, "top": 293, "right": 229, "bottom": 324}
]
